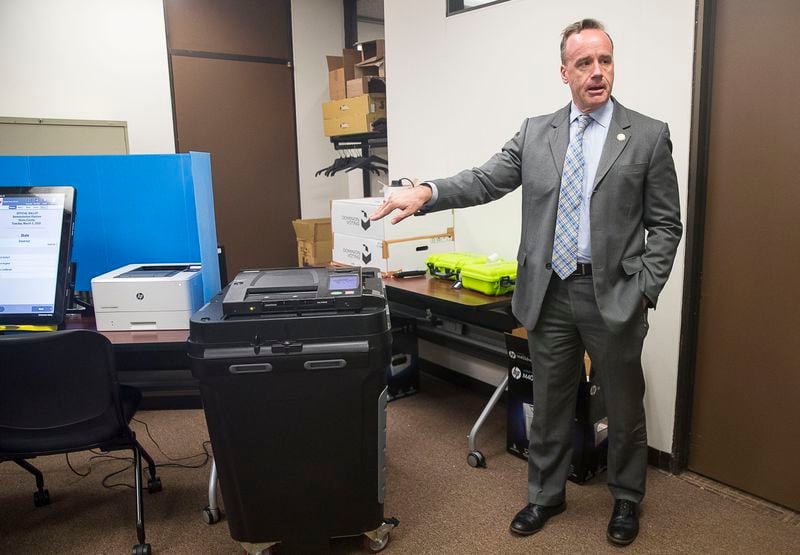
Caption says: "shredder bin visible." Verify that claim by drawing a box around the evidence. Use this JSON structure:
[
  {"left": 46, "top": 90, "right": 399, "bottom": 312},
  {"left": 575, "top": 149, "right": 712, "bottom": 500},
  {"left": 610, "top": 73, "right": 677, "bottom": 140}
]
[{"left": 188, "top": 268, "right": 393, "bottom": 552}]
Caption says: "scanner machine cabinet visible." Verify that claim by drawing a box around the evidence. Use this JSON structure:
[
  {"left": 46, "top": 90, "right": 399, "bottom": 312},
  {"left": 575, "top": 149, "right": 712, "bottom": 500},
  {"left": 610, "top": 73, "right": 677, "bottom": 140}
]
[{"left": 188, "top": 266, "right": 393, "bottom": 552}]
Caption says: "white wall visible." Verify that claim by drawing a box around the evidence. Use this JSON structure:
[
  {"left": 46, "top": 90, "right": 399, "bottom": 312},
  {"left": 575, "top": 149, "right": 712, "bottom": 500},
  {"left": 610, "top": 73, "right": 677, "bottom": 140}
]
[
  {"left": 0, "top": 0, "right": 695, "bottom": 452},
  {"left": 385, "top": 0, "right": 695, "bottom": 453},
  {"left": 0, "top": 0, "right": 174, "bottom": 154},
  {"left": 291, "top": 0, "right": 349, "bottom": 217}
]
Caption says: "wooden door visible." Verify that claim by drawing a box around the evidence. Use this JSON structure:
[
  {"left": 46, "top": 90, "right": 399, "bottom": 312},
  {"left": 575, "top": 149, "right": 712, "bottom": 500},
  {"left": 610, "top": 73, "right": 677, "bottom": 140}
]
[
  {"left": 164, "top": 0, "right": 300, "bottom": 278},
  {"left": 689, "top": 0, "right": 800, "bottom": 511}
]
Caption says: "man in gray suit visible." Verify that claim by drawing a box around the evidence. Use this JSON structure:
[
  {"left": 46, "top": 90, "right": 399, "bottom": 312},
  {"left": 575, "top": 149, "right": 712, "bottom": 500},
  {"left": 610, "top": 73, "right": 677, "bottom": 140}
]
[{"left": 370, "top": 18, "right": 681, "bottom": 546}]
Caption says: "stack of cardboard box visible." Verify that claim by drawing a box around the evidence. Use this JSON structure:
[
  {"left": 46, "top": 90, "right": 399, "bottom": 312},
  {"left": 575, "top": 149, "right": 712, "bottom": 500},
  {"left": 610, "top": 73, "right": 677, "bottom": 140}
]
[
  {"left": 330, "top": 197, "right": 455, "bottom": 274},
  {"left": 323, "top": 40, "right": 387, "bottom": 137},
  {"left": 292, "top": 218, "right": 332, "bottom": 267}
]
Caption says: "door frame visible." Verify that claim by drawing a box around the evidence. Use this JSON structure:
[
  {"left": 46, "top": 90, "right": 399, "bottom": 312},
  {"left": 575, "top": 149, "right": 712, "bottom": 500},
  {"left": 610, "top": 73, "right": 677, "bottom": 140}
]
[{"left": 672, "top": 0, "right": 716, "bottom": 473}]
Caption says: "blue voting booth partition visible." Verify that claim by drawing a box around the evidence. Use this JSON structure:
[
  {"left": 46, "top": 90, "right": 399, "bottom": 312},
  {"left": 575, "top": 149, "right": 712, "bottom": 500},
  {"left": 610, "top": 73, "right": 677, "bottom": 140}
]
[{"left": 0, "top": 152, "right": 221, "bottom": 302}]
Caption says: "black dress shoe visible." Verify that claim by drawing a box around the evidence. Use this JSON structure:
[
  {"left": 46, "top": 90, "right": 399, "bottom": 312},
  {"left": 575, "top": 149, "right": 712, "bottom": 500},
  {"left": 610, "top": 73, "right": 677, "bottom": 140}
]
[
  {"left": 509, "top": 502, "right": 566, "bottom": 536},
  {"left": 607, "top": 499, "right": 640, "bottom": 546}
]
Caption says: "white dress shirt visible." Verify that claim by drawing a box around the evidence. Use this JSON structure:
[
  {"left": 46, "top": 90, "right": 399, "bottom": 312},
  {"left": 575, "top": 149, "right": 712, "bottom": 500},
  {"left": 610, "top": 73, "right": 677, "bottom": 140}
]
[{"left": 571, "top": 99, "right": 613, "bottom": 263}]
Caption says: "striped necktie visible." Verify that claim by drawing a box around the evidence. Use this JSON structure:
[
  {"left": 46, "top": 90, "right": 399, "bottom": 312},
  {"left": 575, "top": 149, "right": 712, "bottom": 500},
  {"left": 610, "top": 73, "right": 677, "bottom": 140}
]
[{"left": 552, "top": 114, "right": 592, "bottom": 279}]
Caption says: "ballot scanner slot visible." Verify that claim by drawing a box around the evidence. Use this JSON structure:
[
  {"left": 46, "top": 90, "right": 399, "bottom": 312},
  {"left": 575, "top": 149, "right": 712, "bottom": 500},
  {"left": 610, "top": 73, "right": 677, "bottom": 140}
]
[{"left": 247, "top": 285, "right": 318, "bottom": 294}]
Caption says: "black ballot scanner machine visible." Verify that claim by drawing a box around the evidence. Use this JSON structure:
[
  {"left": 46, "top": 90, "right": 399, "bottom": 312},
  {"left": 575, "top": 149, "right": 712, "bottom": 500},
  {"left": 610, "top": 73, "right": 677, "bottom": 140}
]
[{"left": 189, "top": 266, "right": 397, "bottom": 553}]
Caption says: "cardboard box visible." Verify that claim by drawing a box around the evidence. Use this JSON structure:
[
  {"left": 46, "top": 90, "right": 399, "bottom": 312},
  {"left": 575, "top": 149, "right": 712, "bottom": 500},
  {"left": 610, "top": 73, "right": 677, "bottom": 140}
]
[
  {"left": 571, "top": 375, "right": 609, "bottom": 484},
  {"left": 296, "top": 240, "right": 332, "bottom": 266},
  {"left": 292, "top": 217, "right": 332, "bottom": 242},
  {"left": 347, "top": 76, "right": 386, "bottom": 98},
  {"left": 322, "top": 93, "right": 386, "bottom": 136},
  {"left": 355, "top": 58, "right": 385, "bottom": 79},
  {"left": 505, "top": 330, "right": 608, "bottom": 484},
  {"left": 332, "top": 232, "right": 455, "bottom": 273},
  {"left": 331, "top": 197, "right": 454, "bottom": 242},
  {"left": 354, "top": 39, "right": 386, "bottom": 80},
  {"left": 326, "top": 49, "right": 359, "bottom": 100},
  {"left": 357, "top": 39, "right": 385, "bottom": 63},
  {"left": 322, "top": 94, "right": 386, "bottom": 120},
  {"left": 323, "top": 112, "right": 384, "bottom": 137},
  {"left": 292, "top": 218, "right": 332, "bottom": 266}
]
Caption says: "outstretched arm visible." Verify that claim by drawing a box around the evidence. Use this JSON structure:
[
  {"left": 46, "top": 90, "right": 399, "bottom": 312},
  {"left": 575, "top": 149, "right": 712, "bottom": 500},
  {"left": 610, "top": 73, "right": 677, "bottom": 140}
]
[
  {"left": 369, "top": 184, "right": 433, "bottom": 224},
  {"left": 369, "top": 118, "right": 528, "bottom": 225}
]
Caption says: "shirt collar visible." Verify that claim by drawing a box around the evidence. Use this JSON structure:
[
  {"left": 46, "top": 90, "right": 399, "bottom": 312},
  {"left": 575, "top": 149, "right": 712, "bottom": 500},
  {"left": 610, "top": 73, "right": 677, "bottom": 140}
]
[{"left": 570, "top": 98, "right": 614, "bottom": 128}]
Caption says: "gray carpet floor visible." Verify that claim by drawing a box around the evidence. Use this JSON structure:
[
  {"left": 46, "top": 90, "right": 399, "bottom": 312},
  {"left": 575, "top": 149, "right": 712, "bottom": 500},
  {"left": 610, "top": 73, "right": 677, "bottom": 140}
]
[{"left": 1, "top": 373, "right": 798, "bottom": 554}]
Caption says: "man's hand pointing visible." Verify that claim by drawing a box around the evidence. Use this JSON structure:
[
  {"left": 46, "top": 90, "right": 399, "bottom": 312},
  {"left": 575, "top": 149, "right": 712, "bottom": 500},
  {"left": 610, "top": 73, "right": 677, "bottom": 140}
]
[{"left": 369, "top": 184, "right": 433, "bottom": 225}]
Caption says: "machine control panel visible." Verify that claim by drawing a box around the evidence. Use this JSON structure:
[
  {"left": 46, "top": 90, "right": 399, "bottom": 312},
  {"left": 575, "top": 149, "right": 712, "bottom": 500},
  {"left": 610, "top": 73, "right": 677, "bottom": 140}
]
[{"left": 222, "top": 266, "right": 384, "bottom": 316}]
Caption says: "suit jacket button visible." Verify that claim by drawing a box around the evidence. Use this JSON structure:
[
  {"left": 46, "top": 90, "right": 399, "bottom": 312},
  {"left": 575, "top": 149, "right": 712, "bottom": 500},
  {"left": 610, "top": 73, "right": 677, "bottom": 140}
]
[{"left": 545, "top": 263, "right": 552, "bottom": 270}]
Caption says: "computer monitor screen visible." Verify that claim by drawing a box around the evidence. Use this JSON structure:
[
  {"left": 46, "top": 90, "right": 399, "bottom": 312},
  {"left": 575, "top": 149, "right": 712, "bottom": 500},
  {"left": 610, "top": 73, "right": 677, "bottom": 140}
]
[{"left": 0, "top": 186, "right": 76, "bottom": 326}]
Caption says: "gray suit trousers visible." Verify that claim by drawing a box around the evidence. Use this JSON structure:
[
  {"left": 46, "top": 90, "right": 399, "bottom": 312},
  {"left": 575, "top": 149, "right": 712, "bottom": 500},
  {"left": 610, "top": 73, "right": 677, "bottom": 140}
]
[{"left": 527, "top": 273, "right": 649, "bottom": 506}]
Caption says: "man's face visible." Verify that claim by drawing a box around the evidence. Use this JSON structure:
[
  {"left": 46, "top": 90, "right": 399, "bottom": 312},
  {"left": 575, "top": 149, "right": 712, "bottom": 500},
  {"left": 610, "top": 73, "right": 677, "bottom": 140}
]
[{"left": 560, "top": 29, "right": 614, "bottom": 113}]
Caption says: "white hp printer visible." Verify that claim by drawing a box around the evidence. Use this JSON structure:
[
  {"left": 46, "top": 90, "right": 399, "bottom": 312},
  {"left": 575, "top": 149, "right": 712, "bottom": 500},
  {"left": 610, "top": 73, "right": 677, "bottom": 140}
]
[{"left": 91, "top": 263, "right": 204, "bottom": 331}]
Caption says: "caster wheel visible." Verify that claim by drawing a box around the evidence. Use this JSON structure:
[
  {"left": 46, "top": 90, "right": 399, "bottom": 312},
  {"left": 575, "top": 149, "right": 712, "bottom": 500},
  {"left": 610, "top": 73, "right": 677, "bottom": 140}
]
[
  {"left": 132, "top": 543, "right": 151, "bottom": 555},
  {"left": 467, "top": 451, "right": 486, "bottom": 468},
  {"left": 363, "top": 534, "right": 389, "bottom": 553},
  {"left": 147, "top": 477, "right": 162, "bottom": 493},
  {"left": 202, "top": 506, "right": 221, "bottom": 524},
  {"left": 33, "top": 489, "right": 51, "bottom": 507}
]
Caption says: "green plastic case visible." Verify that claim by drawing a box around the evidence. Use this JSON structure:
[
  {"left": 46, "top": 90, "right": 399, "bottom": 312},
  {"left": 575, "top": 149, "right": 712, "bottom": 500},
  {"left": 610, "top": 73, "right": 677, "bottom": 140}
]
[
  {"left": 459, "top": 259, "right": 517, "bottom": 296},
  {"left": 425, "top": 252, "right": 488, "bottom": 281}
]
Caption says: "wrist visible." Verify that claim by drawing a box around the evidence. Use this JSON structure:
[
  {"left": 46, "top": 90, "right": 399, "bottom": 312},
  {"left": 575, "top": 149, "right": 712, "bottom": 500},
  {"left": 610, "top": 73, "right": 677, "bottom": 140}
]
[{"left": 418, "top": 182, "right": 433, "bottom": 202}]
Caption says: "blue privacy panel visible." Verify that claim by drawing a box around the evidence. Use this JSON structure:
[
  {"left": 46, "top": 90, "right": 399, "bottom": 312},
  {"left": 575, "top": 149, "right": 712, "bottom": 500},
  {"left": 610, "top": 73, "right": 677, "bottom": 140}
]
[{"left": 0, "top": 153, "right": 221, "bottom": 301}]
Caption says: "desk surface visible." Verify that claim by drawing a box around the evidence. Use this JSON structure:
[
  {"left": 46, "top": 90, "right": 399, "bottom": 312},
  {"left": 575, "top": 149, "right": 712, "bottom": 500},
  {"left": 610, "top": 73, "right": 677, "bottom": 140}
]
[
  {"left": 64, "top": 314, "right": 189, "bottom": 346},
  {"left": 383, "top": 275, "right": 512, "bottom": 310},
  {"left": 384, "top": 275, "right": 517, "bottom": 333}
]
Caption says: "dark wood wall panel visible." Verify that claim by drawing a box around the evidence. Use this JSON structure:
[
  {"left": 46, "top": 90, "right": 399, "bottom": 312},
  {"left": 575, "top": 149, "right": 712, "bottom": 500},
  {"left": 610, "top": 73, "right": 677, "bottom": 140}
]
[
  {"left": 165, "top": 0, "right": 299, "bottom": 278},
  {"left": 165, "top": 0, "right": 291, "bottom": 58},
  {"left": 171, "top": 55, "right": 299, "bottom": 274},
  {"left": 689, "top": 0, "right": 800, "bottom": 511}
]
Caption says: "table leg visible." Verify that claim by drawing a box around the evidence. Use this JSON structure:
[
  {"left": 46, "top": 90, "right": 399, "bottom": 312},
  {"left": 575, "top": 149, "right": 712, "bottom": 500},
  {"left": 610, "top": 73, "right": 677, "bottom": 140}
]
[{"left": 467, "top": 375, "right": 508, "bottom": 467}]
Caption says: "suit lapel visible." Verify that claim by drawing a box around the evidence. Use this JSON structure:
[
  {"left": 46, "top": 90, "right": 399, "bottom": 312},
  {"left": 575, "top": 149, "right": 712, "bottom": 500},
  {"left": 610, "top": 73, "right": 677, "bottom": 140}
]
[
  {"left": 548, "top": 104, "right": 572, "bottom": 176},
  {"left": 593, "top": 98, "right": 631, "bottom": 192}
]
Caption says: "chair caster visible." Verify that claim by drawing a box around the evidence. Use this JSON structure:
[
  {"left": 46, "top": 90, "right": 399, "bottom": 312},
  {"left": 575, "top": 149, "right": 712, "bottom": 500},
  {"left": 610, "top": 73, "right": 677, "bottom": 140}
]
[
  {"left": 147, "top": 477, "right": 162, "bottom": 493},
  {"left": 132, "top": 543, "right": 151, "bottom": 555},
  {"left": 33, "top": 489, "right": 51, "bottom": 507},
  {"left": 467, "top": 450, "right": 486, "bottom": 468},
  {"left": 364, "top": 516, "right": 398, "bottom": 553},
  {"left": 202, "top": 506, "right": 222, "bottom": 524}
]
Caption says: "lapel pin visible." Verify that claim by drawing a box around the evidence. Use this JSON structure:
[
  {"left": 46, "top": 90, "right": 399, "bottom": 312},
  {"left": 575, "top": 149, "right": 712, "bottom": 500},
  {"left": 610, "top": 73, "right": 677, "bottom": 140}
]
[{"left": 617, "top": 133, "right": 626, "bottom": 141}]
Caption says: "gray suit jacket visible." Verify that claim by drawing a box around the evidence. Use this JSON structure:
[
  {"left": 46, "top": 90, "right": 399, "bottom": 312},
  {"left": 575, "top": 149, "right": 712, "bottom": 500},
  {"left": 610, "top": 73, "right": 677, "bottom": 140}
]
[{"left": 428, "top": 99, "right": 683, "bottom": 333}]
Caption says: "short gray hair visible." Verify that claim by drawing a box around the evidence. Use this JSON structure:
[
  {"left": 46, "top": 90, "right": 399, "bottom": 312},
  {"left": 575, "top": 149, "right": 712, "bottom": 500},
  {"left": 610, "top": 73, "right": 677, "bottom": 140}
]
[{"left": 560, "top": 19, "right": 614, "bottom": 64}]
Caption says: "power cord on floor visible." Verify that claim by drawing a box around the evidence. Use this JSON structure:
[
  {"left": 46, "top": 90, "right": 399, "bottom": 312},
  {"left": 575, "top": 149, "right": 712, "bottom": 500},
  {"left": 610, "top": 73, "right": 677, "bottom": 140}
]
[
  {"left": 64, "top": 417, "right": 212, "bottom": 490},
  {"left": 132, "top": 416, "right": 212, "bottom": 468}
]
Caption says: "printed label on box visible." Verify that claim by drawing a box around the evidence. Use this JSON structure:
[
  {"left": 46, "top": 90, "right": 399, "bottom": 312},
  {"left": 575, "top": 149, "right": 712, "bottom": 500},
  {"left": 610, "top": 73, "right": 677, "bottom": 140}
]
[{"left": 333, "top": 232, "right": 455, "bottom": 273}]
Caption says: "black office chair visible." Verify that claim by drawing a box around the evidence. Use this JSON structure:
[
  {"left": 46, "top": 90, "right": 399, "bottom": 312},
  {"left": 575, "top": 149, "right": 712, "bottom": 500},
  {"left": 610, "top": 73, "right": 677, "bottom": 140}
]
[{"left": 0, "top": 329, "right": 162, "bottom": 555}]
